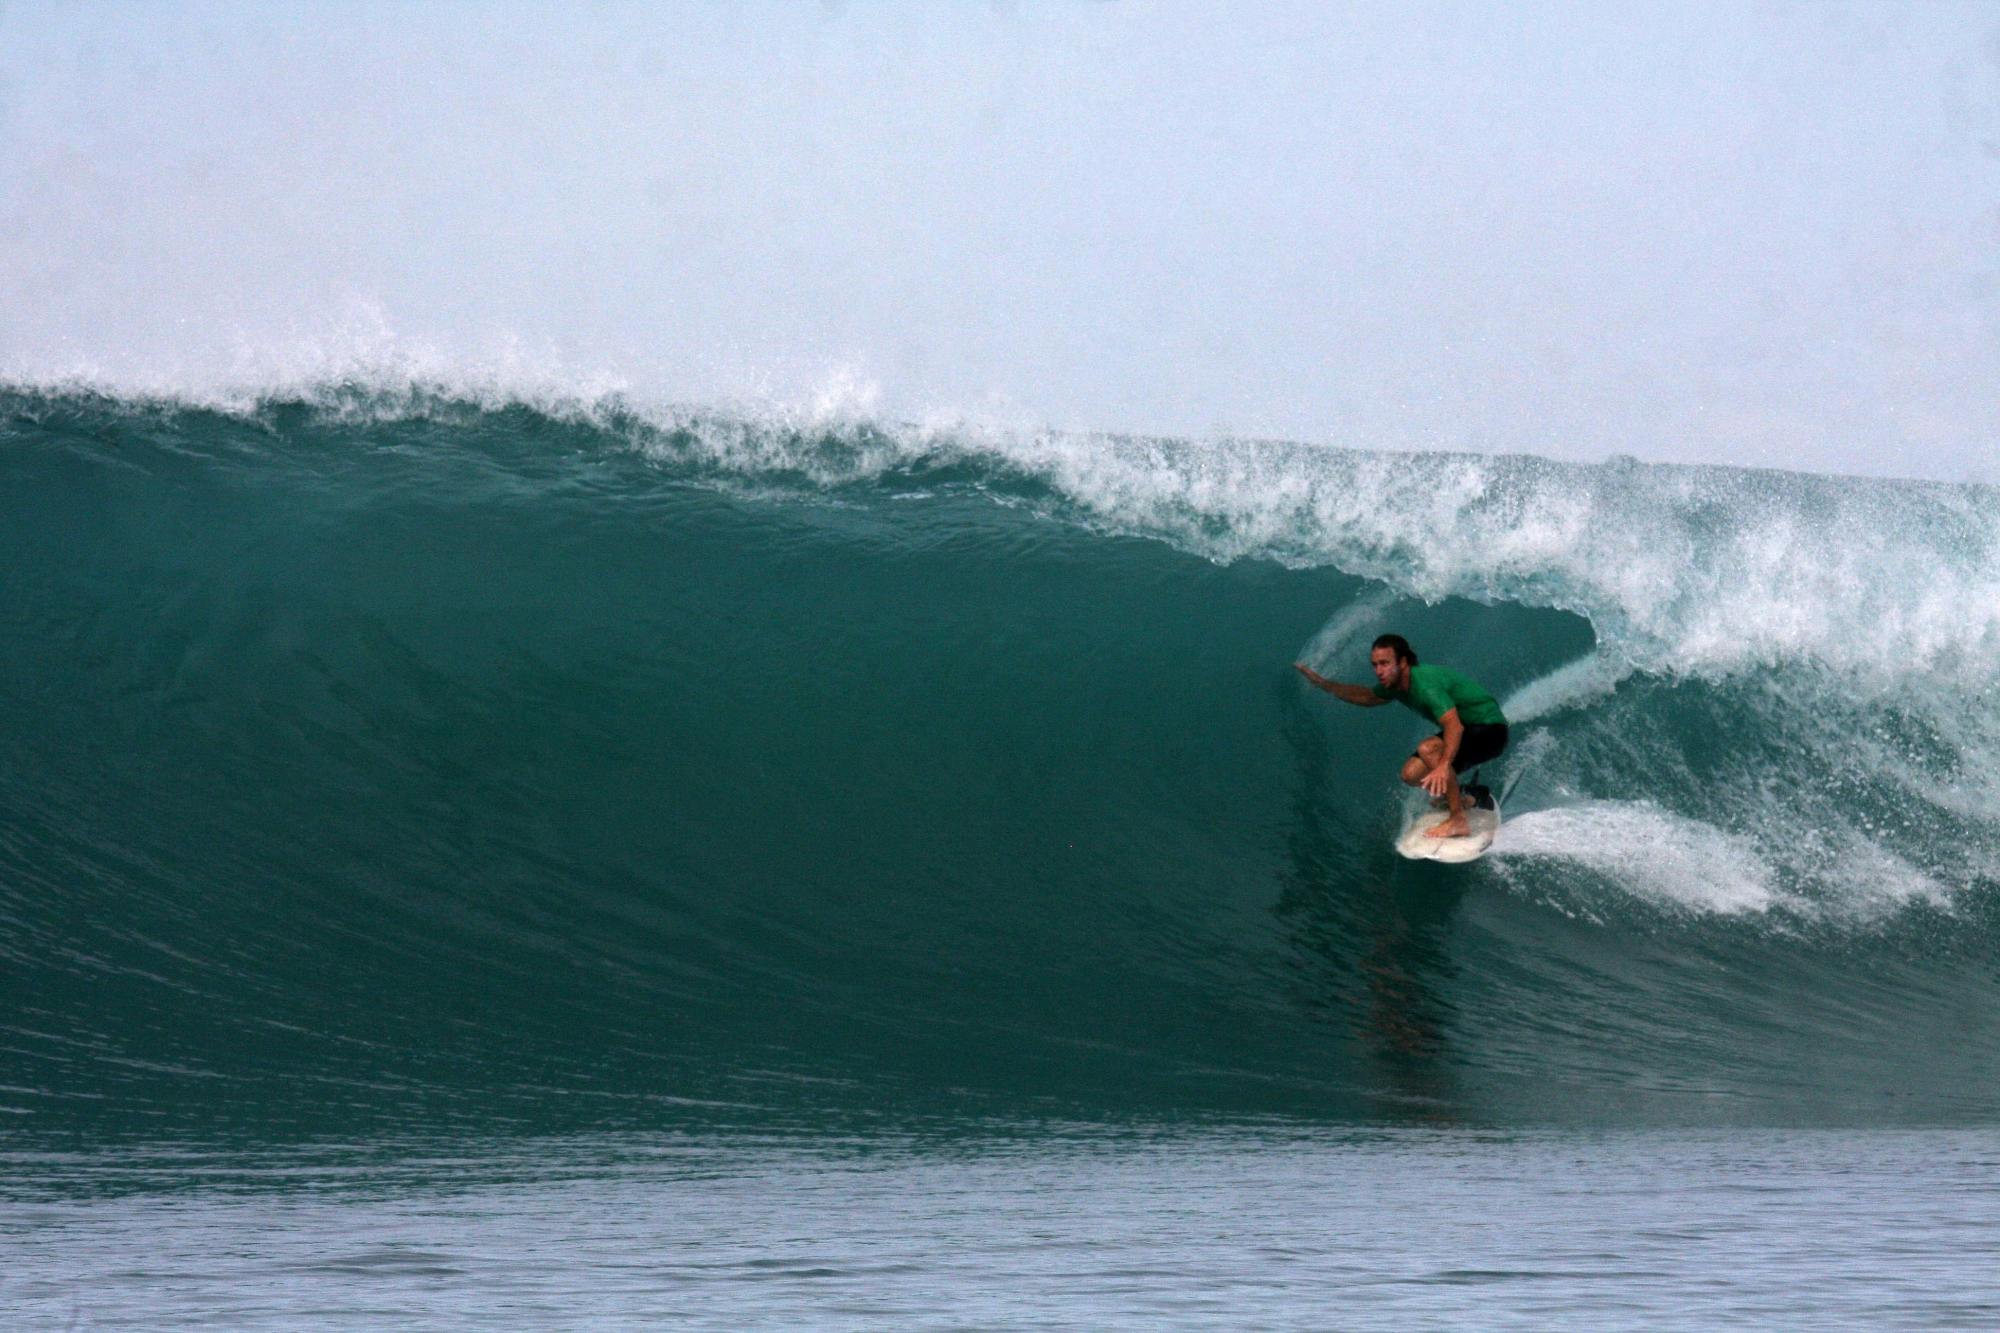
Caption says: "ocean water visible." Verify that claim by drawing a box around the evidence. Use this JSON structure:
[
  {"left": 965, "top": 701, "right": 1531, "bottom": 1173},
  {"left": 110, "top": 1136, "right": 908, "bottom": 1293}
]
[
  {"left": 5, "top": 385, "right": 2000, "bottom": 1324},
  {"left": 9, "top": 1128, "right": 2000, "bottom": 1328}
]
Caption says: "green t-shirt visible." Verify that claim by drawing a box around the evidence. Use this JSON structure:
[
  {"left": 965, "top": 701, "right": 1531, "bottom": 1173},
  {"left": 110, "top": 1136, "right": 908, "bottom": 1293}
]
[{"left": 1373, "top": 663, "right": 1506, "bottom": 727}]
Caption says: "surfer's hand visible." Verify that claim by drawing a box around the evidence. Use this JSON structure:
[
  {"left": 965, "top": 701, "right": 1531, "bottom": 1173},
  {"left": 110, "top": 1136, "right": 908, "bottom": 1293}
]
[
  {"left": 1421, "top": 764, "right": 1452, "bottom": 797},
  {"left": 1293, "top": 663, "right": 1329, "bottom": 689}
]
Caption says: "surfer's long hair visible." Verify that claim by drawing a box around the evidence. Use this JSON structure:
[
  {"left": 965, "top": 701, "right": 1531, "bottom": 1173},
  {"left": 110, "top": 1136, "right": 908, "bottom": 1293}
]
[{"left": 1372, "top": 633, "right": 1417, "bottom": 666}]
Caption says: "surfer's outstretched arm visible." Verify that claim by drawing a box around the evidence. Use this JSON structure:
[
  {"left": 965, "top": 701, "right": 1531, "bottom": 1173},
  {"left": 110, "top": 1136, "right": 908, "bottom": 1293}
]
[{"left": 1293, "top": 663, "right": 1388, "bottom": 706}]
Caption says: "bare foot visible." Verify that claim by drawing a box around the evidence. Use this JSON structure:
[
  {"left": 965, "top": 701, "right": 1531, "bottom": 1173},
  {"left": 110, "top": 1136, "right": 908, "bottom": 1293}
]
[{"left": 1424, "top": 815, "right": 1470, "bottom": 839}]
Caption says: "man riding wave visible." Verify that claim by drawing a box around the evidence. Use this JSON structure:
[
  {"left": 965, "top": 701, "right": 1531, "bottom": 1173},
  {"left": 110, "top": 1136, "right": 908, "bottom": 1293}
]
[{"left": 1294, "top": 634, "right": 1509, "bottom": 839}]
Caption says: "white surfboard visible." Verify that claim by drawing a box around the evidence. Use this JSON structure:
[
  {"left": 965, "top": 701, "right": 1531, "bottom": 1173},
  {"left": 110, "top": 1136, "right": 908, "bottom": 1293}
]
[{"left": 1395, "top": 796, "right": 1501, "bottom": 863}]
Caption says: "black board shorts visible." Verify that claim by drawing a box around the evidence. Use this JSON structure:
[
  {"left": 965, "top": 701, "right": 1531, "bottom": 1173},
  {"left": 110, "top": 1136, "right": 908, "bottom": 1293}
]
[{"left": 1424, "top": 722, "right": 1508, "bottom": 773}]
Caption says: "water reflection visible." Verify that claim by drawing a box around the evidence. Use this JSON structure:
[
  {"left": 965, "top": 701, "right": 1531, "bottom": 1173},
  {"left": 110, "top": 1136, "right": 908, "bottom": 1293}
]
[{"left": 1271, "top": 679, "right": 1470, "bottom": 1123}]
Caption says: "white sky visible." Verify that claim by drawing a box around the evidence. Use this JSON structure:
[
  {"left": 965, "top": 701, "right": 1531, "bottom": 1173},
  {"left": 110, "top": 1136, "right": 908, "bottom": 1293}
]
[{"left": 3, "top": 1, "right": 1997, "bottom": 481}]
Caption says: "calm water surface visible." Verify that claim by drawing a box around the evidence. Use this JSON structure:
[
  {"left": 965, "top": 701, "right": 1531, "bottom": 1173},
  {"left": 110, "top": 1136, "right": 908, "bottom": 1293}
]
[{"left": 7, "top": 1126, "right": 1998, "bottom": 1328}]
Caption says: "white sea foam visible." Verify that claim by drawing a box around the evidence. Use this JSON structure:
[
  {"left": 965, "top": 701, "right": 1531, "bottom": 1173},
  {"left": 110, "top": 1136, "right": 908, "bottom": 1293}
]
[
  {"left": 1492, "top": 801, "right": 1784, "bottom": 916},
  {"left": 1500, "top": 653, "right": 1633, "bottom": 725},
  {"left": 1017, "top": 435, "right": 2000, "bottom": 692},
  {"left": 1496, "top": 787, "right": 1970, "bottom": 920},
  {"left": 1810, "top": 835, "right": 1954, "bottom": 916}
]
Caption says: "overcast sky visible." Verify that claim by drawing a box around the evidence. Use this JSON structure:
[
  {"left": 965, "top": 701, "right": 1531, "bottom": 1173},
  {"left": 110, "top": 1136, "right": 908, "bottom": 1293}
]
[{"left": 3, "top": 1, "right": 1996, "bottom": 480}]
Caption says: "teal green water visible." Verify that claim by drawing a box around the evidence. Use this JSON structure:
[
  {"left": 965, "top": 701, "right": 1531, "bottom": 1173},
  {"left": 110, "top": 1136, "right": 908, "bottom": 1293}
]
[{"left": 4, "top": 386, "right": 1999, "bottom": 1150}]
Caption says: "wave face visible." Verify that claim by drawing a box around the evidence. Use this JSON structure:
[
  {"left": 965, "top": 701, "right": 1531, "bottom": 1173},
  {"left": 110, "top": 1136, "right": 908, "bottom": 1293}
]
[{"left": 4, "top": 384, "right": 1999, "bottom": 1141}]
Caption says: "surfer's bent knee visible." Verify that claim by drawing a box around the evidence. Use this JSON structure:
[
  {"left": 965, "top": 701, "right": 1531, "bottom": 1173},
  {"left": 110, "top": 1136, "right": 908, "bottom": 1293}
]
[{"left": 1400, "top": 750, "right": 1435, "bottom": 786}]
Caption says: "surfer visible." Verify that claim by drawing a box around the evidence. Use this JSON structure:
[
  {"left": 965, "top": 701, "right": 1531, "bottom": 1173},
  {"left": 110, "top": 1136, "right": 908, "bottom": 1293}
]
[{"left": 1294, "top": 634, "right": 1508, "bottom": 838}]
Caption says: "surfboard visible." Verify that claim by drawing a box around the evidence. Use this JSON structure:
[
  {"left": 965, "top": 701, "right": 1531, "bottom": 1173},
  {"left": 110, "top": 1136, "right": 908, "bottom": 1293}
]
[{"left": 1395, "top": 791, "right": 1500, "bottom": 863}]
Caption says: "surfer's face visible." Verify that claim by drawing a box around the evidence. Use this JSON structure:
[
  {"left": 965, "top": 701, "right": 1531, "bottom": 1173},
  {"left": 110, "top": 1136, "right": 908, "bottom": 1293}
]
[{"left": 1370, "top": 647, "right": 1405, "bottom": 690}]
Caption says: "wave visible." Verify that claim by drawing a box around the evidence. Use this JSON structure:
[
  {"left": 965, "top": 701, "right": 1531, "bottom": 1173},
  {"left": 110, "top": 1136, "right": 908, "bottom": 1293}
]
[{"left": 2, "top": 381, "right": 1997, "bottom": 1140}]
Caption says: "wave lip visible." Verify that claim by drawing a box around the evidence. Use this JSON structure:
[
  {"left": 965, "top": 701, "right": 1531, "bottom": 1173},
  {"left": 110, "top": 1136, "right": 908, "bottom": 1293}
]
[{"left": 12, "top": 376, "right": 1999, "bottom": 684}]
